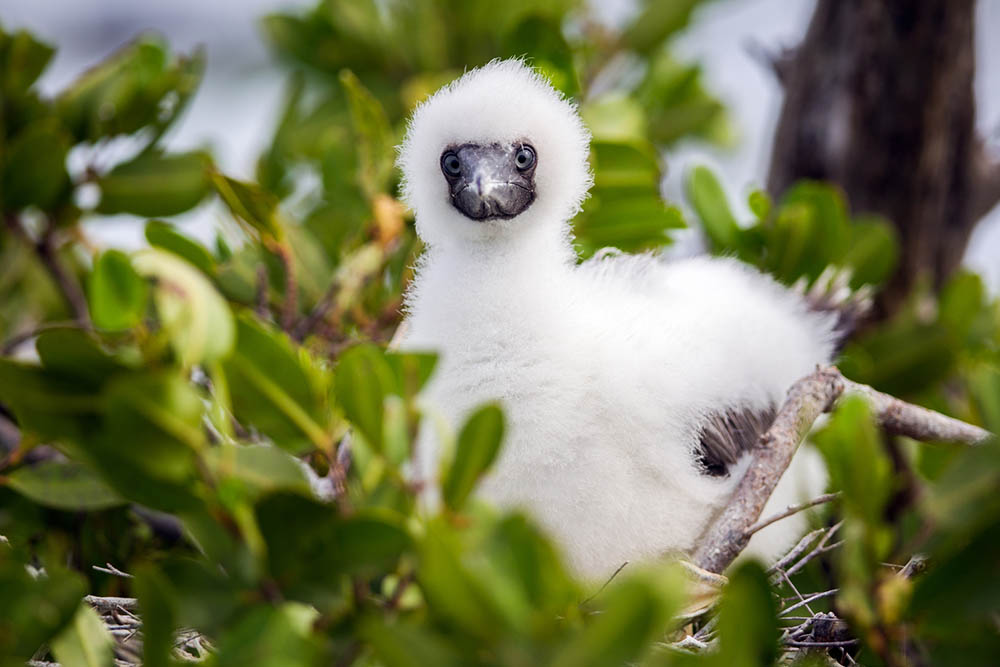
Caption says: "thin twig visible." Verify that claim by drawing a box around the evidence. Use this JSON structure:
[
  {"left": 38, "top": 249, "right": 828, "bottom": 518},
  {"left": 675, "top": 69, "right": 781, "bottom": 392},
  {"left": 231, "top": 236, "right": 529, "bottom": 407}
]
[
  {"left": 745, "top": 492, "right": 841, "bottom": 538},
  {"left": 581, "top": 561, "right": 629, "bottom": 608},
  {"left": 5, "top": 214, "right": 91, "bottom": 326},
  {"left": 273, "top": 242, "right": 298, "bottom": 332},
  {"left": 84, "top": 595, "right": 138, "bottom": 611},
  {"left": 784, "top": 639, "right": 859, "bottom": 648},
  {"left": 780, "top": 589, "right": 838, "bottom": 616},
  {"left": 292, "top": 275, "right": 341, "bottom": 342},
  {"left": 784, "top": 521, "right": 844, "bottom": 578},
  {"left": 94, "top": 563, "right": 134, "bottom": 578},
  {"left": 768, "top": 527, "right": 825, "bottom": 576},
  {"left": 255, "top": 264, "right": 269, "bottom": 319}
]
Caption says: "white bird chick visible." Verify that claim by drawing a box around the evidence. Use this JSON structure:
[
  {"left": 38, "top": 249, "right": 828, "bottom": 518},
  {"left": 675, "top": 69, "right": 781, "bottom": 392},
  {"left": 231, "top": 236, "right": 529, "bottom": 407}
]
[{"left": 397, "top": 59, "right": 835, "bottom": 578}]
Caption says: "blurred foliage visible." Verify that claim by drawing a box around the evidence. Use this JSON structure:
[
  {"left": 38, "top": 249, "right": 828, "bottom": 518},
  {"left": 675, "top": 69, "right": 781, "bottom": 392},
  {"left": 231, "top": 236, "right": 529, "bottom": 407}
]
[{"left": 0, "top": 1, "right": 999, "bottom": 665}]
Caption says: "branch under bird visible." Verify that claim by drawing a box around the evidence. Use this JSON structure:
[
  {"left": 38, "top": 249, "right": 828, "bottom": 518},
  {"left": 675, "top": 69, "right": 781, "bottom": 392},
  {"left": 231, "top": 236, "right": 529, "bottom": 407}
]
[{"left": 397, "top": 59, "right": 839, "bottom": 578}]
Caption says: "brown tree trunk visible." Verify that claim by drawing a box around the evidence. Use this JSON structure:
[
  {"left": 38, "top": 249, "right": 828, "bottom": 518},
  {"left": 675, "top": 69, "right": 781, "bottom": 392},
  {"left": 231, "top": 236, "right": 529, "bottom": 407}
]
[{"left": 767, "top": 0, "right": 1000, "bottom": 318}]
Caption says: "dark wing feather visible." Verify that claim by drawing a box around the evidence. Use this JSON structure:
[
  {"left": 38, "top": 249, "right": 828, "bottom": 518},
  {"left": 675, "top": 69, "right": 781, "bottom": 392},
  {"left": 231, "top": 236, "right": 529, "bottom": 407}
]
[{"left": 696, "top": 404, "right": 777, "bottom": 477}]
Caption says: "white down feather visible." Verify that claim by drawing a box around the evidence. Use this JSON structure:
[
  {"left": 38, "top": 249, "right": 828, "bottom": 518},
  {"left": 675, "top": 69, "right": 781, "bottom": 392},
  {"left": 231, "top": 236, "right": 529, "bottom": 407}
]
[{"left": 397, "top": 59, "right": 834, "bottom": 578}]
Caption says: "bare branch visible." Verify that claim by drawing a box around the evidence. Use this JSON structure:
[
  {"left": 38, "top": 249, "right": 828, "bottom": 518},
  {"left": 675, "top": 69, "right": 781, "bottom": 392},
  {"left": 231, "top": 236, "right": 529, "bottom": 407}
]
[
  {"left": 745, "top": 492, "right": 841, "bottom": 538},
  {"left": 841, "top": 377, "right": 991, "bottom": 444},
  {"left": 695, "top": 366, "right": 991, "bottom": 574},
  {"left": 84, "top": 595, "right": 138, "bottom": 612},
  {"left": 694, "top": 367, "right": 844, "bottom": 573}
]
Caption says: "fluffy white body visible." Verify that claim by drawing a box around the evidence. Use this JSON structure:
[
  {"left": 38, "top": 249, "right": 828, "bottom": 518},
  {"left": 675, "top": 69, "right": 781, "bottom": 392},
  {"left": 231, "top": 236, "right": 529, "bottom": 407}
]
[{"left": 397, "top": 60, "right": 834, "bottom": 578}]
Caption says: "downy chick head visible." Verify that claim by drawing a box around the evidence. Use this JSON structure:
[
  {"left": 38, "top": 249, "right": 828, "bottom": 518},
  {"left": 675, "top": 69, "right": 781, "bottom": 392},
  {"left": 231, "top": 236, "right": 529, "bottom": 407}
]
[{"left": 398, "top": 59, "right": 592, "bottom": 248}]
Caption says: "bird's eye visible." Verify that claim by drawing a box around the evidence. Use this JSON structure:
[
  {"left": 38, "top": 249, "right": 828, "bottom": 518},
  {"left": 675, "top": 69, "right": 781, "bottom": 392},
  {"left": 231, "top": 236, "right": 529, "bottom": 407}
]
[
  {"left": 441, "top": 152, "right": 462, "bottom": 177},
  {"left": 514, "top": 145, "right": 536, "bottom": 171}
]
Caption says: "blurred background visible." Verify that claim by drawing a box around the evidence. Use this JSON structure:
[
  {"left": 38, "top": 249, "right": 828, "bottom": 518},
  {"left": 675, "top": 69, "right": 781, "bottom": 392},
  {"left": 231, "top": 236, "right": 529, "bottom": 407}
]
[
  {"left": 3, "top": 3, "right": 1000, "bottom": 664},
  {"left": 3, "top": 0, "right": 998, "bottom": 290}
]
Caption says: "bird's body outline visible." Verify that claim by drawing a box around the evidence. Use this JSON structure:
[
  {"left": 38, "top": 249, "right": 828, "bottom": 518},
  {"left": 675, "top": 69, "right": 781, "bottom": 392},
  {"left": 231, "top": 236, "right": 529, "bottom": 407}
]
[{"left": 397, "top": 59, "right": 836, "bottom": 577}]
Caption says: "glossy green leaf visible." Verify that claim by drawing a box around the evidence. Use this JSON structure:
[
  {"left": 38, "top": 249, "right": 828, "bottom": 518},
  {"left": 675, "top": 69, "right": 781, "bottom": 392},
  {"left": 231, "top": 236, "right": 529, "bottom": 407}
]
[
  {"left": 0, "top": 557, "right": 86, "bottom": 665},
  {"left": 2, "top": 118, "right": 71, "bottom": 210},
  {"left": 814, "top": 396, "right": 892, "bottom": 526},
  {"left": 1, "top": 29, "right": 55, "bottom": 95},
  {"left": 340, "top": 69, "right": 394, "bottom": 199},
  {"left": 442, "top": 403, "right": 504, "bottom": 510},
  {"left": 50, "top": 603, "right": 115, "bottom": 667},
  {"left": 335, "top": 343, "right": 397, "bottom": 453},
  {"left": 97, "top": 150, "right": 211, "bottom": 217},
  {"left": 211, "top": 172, "right": 282, "bottom": 237},
  {"left": 223, "top": 315, "right": 331, "bottom": 453},
  {"left": 715, "top": 561, "right": 780, "bottom": 667},
  {"left": 56, "top": 36, "right": 202, "bottom": 142},
  {"left": 133, "top": 249, "right": 234, "bottom": 365},
  {"left": 257, "top": 493, "right": 411, "bottom": 601},
  {"left": 133, "top": 565, "right": 177, "bottom": 667},
  {"left": 35, "top": 327, "right": 129, "bottom": 389},
  {"left": 212, "top": 603, "right": 321, "bottom": 667},
  {"left": 843, "top": 216, "right": 898, "bottom": 287},
  {"left": 7, "top": 460, "right": 125, "bottom": 511},
  {"left": 624, "top": 0, "right": 703, "bottom": 54},
  {"left": 360, "top": 618, "right": 463, "bottom": 667},
  {"left": 553, "top": 565, "right": 684, "bottom": 667},
  {"left": 88, "top": 250, "right": 149, "bottom": 331},
  {"left": 211, "top": 444, "right": 311, "bottom": 498},
  {"left": 145, "top": 220, "right": 216, "bottom": 275},
  {"left": 687, "top": 165, "right": 739, "bottom": 249}
]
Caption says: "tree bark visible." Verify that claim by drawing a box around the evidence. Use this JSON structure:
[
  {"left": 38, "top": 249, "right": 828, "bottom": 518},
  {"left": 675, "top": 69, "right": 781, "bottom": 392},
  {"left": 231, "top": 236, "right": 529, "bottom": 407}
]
[{"left": 767, "top": 0, "right": 999, "bottom": 318}]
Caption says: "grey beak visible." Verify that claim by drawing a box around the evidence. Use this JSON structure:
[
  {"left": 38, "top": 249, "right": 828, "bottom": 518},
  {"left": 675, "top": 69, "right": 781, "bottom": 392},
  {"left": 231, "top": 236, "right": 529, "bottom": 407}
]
[{"left": 443, "top": 144, "right": 536, "bottom": 220}]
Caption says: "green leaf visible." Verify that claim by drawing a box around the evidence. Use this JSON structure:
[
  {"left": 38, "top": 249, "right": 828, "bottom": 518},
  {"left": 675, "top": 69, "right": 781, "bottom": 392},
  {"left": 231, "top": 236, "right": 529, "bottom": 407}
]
[
  {"left": 257, "top": 493, "right": 411, "bottom": 601},
  {"left": 0, "top": 557, "right": 86, "bottom": 664},
  {"left": 385, "top": 351, "right": 438, "bottom": 401},
  {"left": 1, "top": 29, "right": 55, "bottom": 95},
  {"left": 133, "top": 248, "right": 235, "bottom": 365},
  {"left": 624, "top": 0, "right": 703, "bottom": 54},
  {"left": 88, "top": 250, "right": 149, "bottom": 331},
  {"left": 211, "top": 172, "right": 282, "bottom": 237},
  {"left": 7, "top": 460, "right": 125, "bottom": 511},
  {"left": 748, "top": 189, "right": 772, "bottom": 221},
  {"left": 715, "top": 561, "right": 780, "bottom": 667},
  {"left": 133, "top": 565, "right": 177, "bottom": 667},
  {"left": 50, "top": 603, "right": 115, "bottom": 667},
  {"left": 223, "top": 315, "right": 332, "bottom": 453},
  {"left": 97, "top": 150, "right": 211, "bottom": 217},
  {"left": 442, "top": 403, "right": 504, "bottom": 511},
  {"left": 359, "top": 618, "right": 463, "bottom": 667},
  {"left": 1, "top": 118, "right": 71, "bottom": 210},
  {"left": 56, "top": 36, "right": 202, "bottom": 142},
  {"left": 210, "top": 444, "right": 312, "bottom": 498},
  {"left": 145, "top": 220, "right": 216, "bottom": 275},
  {"left": 814, "top": 396, "right": 892, "bottom": 526},
  {"left": 843, "top": 216, "right": 898, "bottom": 287},
  {"left": 70, "top": 371, "right": 206, "bottom": 513},
  {"left": 581, "top": 96, "right": 647, "bottom": 143},
  {"left": 340, "top": 69, "right": 394, "bottom": 199},
  {"left": 335, "top": 343, "right": 397, "bottom": 453},
  {"left": 553, "top": 565, "right": 684, "bottom": 667},
  {"left": 35, "top": 327, "right": 129, "bottom": 389},
  {"left": 212, "top": 603, "right": 321, "bottom": 667},
  {"left": 687, "top": 165, "right": 739, "bottom": 249},
  {"left": 502, "top": 15, "right": 579, "bottom": 97},
  {"left": 0, "top": 358, "right": 103, "bottom": 445}
]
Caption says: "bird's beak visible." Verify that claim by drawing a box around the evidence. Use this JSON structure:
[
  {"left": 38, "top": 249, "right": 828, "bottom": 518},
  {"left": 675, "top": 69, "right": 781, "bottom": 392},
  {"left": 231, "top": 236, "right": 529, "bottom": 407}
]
[{"left": 446, "top": 144, "right": 536, "bottom": 221}]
